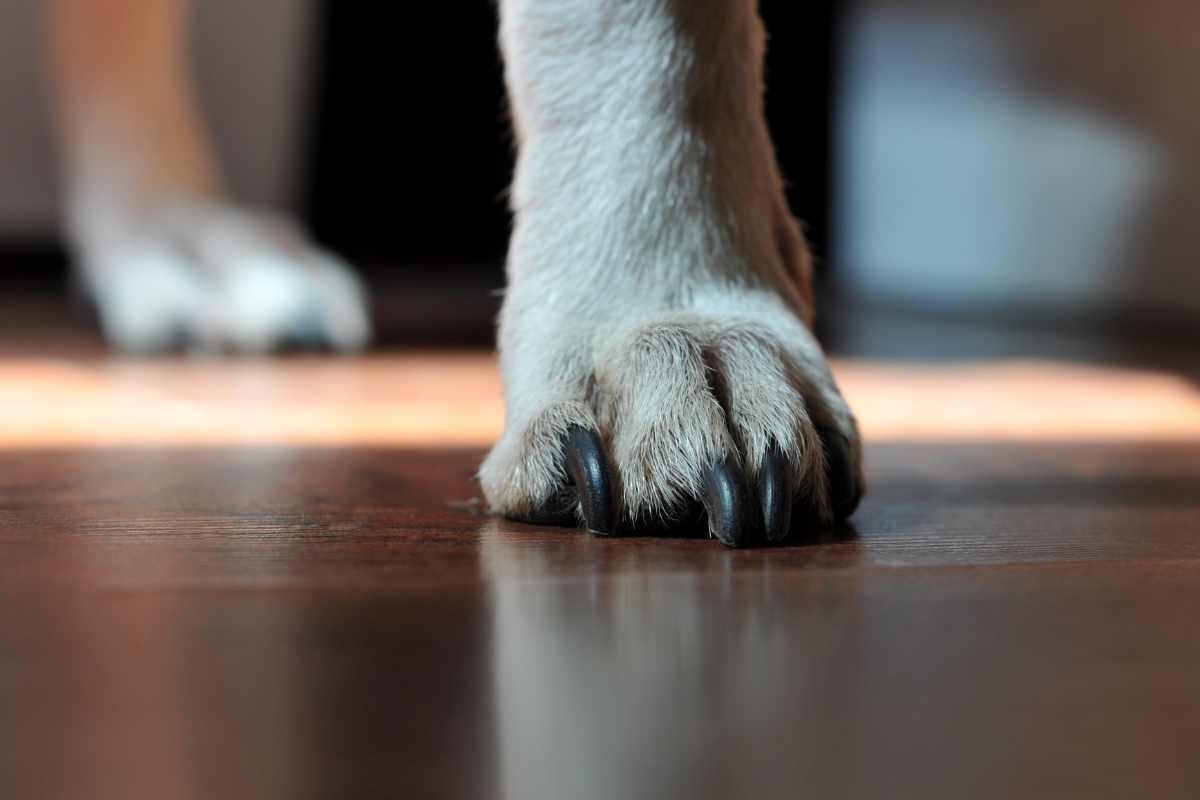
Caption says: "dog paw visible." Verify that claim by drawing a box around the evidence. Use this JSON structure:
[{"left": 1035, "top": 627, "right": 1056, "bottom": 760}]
[
  {"left": 73, "top": 200, "right": 370, "bottom": 354},
  {"left": 480, "top": 298, "right": 863, "bottom": 546}
]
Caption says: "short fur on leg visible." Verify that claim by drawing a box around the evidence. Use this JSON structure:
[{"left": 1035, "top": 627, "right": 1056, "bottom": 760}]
[{"left": 484, "top": 0, "right": 863, "bottom": 543}]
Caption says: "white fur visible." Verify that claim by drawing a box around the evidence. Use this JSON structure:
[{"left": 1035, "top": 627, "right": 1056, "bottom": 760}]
[
  {"left": 69, "top": 196, "right": 371, "bottom": 354},
  {"left": 56, "top": 82, "right": 369, "bottom": 354},
  {"left": 481, "top": 0, "right": 862, "bottom": 528}
]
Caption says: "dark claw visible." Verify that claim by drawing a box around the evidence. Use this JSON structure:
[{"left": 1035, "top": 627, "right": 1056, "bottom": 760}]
[
  {"left": 702, "top": 457, "right": 759, "bottom": 548},
  {"left": 817, "top": 426, "right": 862, "bottom": 521},
  {"left": 564, "top": 426, "right": 617, "bottom": 534},
  {"left": 511, "top": 487, "right": 577, "bottom": 528},
  {"left": 509, "top": 426, "right": 616, "bottom": 533},
  {"left": 757, "top": 447, "right": 793, "bottom": 544},
  {"left": 275, "top": 306, "right": 327, "bottom": 351}
]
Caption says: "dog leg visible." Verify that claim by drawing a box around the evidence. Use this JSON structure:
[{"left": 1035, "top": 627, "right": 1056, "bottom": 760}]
[
  {"left": 48, "top": 0, "right": 369, "bottom": 353},
  {"left": 481, "top": 0, "right": 863, "bottom": 545}
]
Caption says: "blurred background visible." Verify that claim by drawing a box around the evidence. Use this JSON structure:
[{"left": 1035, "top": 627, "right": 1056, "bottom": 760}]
[{"left": 1, "top": 0, "right": 1196, "bottom": 362}]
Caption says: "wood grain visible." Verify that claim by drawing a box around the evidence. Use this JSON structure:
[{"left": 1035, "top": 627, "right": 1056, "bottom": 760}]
[
  {"left": 3, "top": 292, "right": 1199, "bottom": 798},
  {"left": 1, "top": 440, "right": 1198, "bottom": 799}
]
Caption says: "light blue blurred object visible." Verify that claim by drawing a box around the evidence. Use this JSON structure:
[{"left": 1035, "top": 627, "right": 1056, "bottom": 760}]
[{"left": 836, "top": 9, "right": 1164, "bottom": 318}]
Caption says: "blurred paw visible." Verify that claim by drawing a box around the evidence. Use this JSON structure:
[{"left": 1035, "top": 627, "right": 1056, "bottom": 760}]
[{"left": 75, "top": 201, "right": 371, "bottom": 354}]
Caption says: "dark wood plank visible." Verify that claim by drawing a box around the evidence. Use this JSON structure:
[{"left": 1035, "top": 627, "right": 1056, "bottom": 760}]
[{"left": 1, "top": 441, "right": 1198, "bottom": 798}]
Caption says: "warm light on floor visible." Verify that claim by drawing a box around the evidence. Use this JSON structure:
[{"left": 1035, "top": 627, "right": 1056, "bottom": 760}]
[{"left": 0, "top": 352, "right": 1197, "bottom": 447}]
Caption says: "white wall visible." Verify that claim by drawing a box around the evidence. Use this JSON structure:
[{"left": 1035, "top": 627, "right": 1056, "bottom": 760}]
[{"left": 0, "top": 0, "right": 316, "bottom": 238}]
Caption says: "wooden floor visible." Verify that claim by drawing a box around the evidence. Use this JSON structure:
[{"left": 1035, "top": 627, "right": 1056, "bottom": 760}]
[{"left": 2, "top": 317, "right": 1199, "bottom": 798}]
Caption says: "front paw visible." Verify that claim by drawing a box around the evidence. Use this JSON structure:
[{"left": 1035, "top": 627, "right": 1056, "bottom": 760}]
[
  {"left": 74, "top": 201, "right": 371, "bottom": 354},
  {"left": 480, "top": 307, "right": 863, "bottom": 546}
]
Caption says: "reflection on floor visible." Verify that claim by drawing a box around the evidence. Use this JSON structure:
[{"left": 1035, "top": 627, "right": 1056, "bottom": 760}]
[{"left": 1, "top": 314, "right": 1199, "bottom": 799}]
